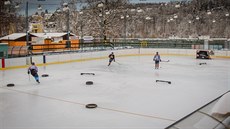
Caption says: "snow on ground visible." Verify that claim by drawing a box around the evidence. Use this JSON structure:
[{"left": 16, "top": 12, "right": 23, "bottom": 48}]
[{"left": 0, "top": 55, "right": 229, "bottom": 129}]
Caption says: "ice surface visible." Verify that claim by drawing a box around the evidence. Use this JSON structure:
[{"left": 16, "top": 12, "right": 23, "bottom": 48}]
[{"left": 0, "top": 55, "right": 229, "bottom": 129}]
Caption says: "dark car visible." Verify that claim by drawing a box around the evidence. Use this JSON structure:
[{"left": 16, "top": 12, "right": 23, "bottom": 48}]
[{"left": 196, "top": 50, "right": 211, "bottom": 59}]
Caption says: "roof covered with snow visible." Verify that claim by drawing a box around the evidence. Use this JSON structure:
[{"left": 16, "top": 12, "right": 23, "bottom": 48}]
[
  {"left": 31, "top": 33, "right": 75, "bottom": 38},
  {"left": 0, "top": 33, "right": 27, "bottom": 40},
  {"left": 0, "top": 33, "right": 76, "bottom": 41}
]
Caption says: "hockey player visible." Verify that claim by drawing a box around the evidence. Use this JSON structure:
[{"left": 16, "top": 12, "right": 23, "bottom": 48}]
[
  {"left": 28, "top": 62, "right": 40, "bottom": 83},
  {"left": 108, "top": 52, "right": 115, "bottom": 66},
  {"left": 153, "top": 52, "right": 161, "bottom": 69}
]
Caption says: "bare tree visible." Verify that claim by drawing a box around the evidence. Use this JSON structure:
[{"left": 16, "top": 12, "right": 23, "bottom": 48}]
[
  {"left": 76, "top": 0, "right": 129, "bottom": 41},
  {"left": 0, "top": 0, "right": 24, "bottom": 36}
]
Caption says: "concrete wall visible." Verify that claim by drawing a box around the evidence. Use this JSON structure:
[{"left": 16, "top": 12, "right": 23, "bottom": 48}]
[{"left": 1, "top": 48, "right": 230, "bottom": 69}]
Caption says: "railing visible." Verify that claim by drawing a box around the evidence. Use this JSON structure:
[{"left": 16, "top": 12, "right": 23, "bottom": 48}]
[
  {"left": 31, "top": 43, "right": 80, "bottom": 53},
  {"left": 8, "top": 46, "right": 28, "bottom": 58},
  {"left": 165, "top": 91, "right": 230, "bottom": 129},
  {"left": 6, "top": 39, "right": 230, "bottom": 58}
]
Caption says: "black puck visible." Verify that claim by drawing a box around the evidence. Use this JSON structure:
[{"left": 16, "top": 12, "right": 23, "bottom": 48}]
[
  {"left": 85, "top": 104, "right": 97, "bottom": 108},
  {"left": 81, "top": 73, "right": 95, "bottom": 75},
  {"left": 7, "top": 83, "right": 15, "bottom": 87},
  {"left": 199, "top": 62, "right": 207, "bottom": 65},
  {"left": 41, "top": 74, "right": 49, "bottom": 77},
  {"left": 86, "top": 81, "right": 93, "bottom": 85}
]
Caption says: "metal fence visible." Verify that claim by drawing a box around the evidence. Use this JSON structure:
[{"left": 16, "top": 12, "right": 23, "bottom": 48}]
[
  {"left": 6, "top": 39, "right": 230, "bottom": 58},
  {"left": 8, "top": 46, "right": 28, "bottom": 58}
]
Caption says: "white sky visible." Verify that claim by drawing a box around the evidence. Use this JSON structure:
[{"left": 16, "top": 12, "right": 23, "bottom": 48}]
[{"left": 17, "top": 0, "right": 184, "bottom": 15}]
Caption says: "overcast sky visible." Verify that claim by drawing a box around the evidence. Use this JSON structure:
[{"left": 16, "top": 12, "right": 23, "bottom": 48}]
[
  {"left": 131, "top": 0, "right": 178, "bottom": 3},
  {"left": 18, "top": 0, "right": 182, "bottom": 15}
]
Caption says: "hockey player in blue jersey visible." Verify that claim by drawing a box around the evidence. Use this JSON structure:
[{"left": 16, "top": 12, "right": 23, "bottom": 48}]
[
  {"left": 153, "top": 52, "right": 161, "bottom": 69},
  {"left": 28, "top": 62, "right": 40, "bottom": 83},
  {"left": 108, "top": 52, "right": 115, "bottom": 66}
]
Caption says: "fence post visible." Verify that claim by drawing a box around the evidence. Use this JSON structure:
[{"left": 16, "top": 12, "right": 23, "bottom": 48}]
[
  {"left": 204, "top": 39, "right": 209, "bottom": 50},
  {"left": 26, "top": 56, "right": 30, "bottom": 65},
  {"left": 1, "top": 58, "right": 5, "bottom": 68},
  {"left": 43, "top": 53, "right": 46, "bottom": 64}
]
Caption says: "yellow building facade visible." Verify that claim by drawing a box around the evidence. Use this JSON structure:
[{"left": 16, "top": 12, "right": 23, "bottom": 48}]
[{"left": 31, "top": 23, "right": 44, "bottom": 33}]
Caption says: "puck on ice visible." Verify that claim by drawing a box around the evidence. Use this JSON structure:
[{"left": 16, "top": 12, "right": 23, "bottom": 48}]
[
  {"left": 86, "top": 81, "right": 93, "bottom": 85},
  {"left": 85, "top": 104, "right": 97, "bottom": 108},
  {"left": 41, "top": 74, "right": 49, "bottom": 77},
  {"left": 7, "top": 83, "right": 15, "bottom": 87}
]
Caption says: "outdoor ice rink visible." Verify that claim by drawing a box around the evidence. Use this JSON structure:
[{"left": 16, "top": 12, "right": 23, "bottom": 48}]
[{"left": 0, "top": 52, "right": 230, "bottom": 129}]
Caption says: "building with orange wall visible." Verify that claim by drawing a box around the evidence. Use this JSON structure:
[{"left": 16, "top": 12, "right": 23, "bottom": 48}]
[
  {"left": 0, "top": 33, "right": 80, "bottom": 55},
  {"left": 0, "top": 33, "right": 37, "bottom": 46}
]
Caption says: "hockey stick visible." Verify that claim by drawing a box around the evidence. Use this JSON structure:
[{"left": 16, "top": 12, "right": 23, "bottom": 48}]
[
  {"left": 115, "top": 61, "right": 121, "bottom": 65},
  {"left": 199, "top": 62, "right": 207, "bottom": 65},
  {"left": 161, "top": 60, "right": 170, "bottom": 62},
  {"left": 28, "top": 74, "right": 31, "bottom": 81},
  {"left": 156, "top": 80, "right": 171, "bottom": 84}
]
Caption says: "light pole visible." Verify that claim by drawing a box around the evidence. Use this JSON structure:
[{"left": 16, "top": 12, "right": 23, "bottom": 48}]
[
  {"left": 63, "top": 2, "right": 70, "bottom": 48},
  {"left": 121, "top": 14, "right": 129, "bottom": 43},
  {"left": 167, "top": 17, "right": 174, "bottom": 37},
  {"left": 188, "top": 20, "right": 192, "bottom": 37},
  {"left": 136, "top": 7, "right": 143, "bottom": 38},
  {"left": 79, "top": 11, "right": 84, "bottom": 42},
  {"left": 78, "top": 10, "right": 84, "bottom": 50},
  {"left": 97, "top": 2, "right": 110, "bottom": 43},
  {"left": 207, "top": 10, "right": 212, "bottom": 36},
  {"left": 225, "top": 13, "right": 229, "bottom": 38},
  {"left": 98, "top": 2, "right": 104, "bottom": 43},
  {"left": 14, "top": 3, "right": 20, "bottom": 32},
  {"left": 195, "top": 16, "right": 200, "bottom": 37},
  {"left": 130, "top": 9, "right": 136, "bottom": 38},
  {"left": 25, "top": 1, "right": 33, "bottom": 64},
  {"left": 26, "top": 1, "right": 29, "bottom": 48},
  {"left": 173, "top": 14, "right": 178, "bottom": 37},
  {"left": 63, "top": 3, "right": 70, "bottom": 41},
  {"left": 145, "top": 16, "right": 152, "bottom": 38}
]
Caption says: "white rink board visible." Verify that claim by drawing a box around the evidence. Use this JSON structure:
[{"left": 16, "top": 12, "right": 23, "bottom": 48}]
[{"left": 1, "top": 48, "right": 229, "bottom": 69}]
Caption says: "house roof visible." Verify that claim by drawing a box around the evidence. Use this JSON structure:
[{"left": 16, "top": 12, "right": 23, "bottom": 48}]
[
  {"left": 0, "top": 33, "right": 76, "bottom": 41},
  {"left": 0, "top": 33, "right": 28, "bottom": 40},
  {"left": 31, "top": 33, "right": 75, "bottom": 38}
]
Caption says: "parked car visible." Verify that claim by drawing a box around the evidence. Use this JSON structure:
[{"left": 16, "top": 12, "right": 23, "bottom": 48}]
[{"left": 196, "top": 50, "right": 211, "bottom": 59}]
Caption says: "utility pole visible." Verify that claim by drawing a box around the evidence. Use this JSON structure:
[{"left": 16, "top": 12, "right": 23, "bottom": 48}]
[{"left": 26, "top": 1, "right": 29, "bottom": 47}]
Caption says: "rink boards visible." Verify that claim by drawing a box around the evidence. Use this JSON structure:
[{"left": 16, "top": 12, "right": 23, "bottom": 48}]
[{"left": 1, "top": 48, "right": 230, "bottom": 70}]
